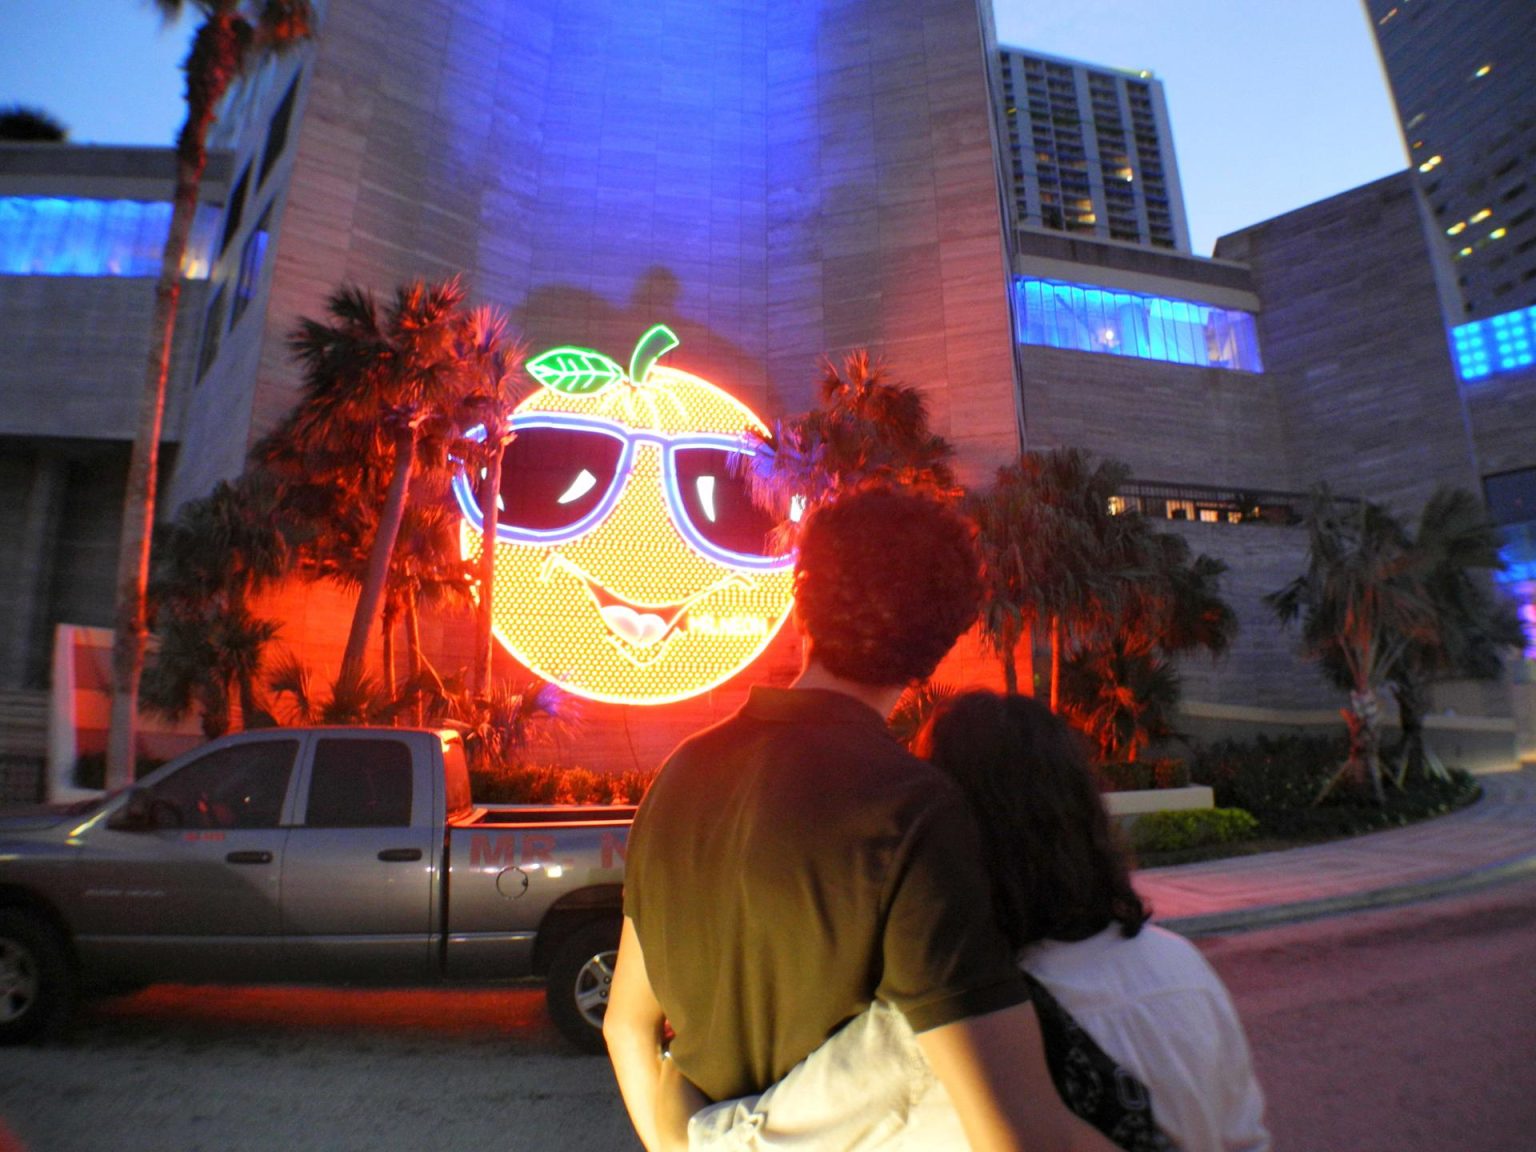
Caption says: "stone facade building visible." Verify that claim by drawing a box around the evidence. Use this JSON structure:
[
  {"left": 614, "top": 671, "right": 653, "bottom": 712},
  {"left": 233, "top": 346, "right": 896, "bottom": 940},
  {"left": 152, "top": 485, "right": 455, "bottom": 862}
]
[{"left": 3, "top": 0, "right": 1529, "bottom": 789}]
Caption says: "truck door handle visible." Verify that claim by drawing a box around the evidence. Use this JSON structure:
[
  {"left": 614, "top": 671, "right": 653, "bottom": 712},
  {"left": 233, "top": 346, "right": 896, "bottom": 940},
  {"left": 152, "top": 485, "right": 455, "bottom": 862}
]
[
  {"left": 378, "top": 848, "right": 423, "bottom": 862},
  {"left": 226, "top": 850, "right": 273, "bottom": 865}
]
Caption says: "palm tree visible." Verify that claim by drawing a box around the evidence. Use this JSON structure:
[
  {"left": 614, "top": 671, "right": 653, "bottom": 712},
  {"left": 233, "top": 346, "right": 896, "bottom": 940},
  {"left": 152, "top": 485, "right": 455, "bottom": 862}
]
[
  {"left": 0, "top": 106, "right": 68, "bottom": 141},
  {"left": 107, "top": 0, "right": 314, "bottom": 788},
  {"left": 737, "top": 350, "right": 958, "bottom": 546},
  {"left": 1060, "top": 635, "right": 1182, "bottom": 763},
  {"left": 1267, "top": 488, "right": 1441, "bottom": 804},
  {"left": 388, "top": 494, "right": 477, "bottom": 712},
  {"left": 1390, "top": 489, "right": 1520, "bottom": 782},
  {"left": 965, "top": 473, "right": 1042, "bottom": 695},
  {"left": 1061, "top": 531, "right": 1236, "bottom": 761},
  {"left": 286, "top": 278, "right": 469, "bottom": 691},
  {"left": 142, "top": 471, "right": 289, "bottom": 735},
  {"left": 969, "top": 448, "right": 1142, "bottom": 707},
  {"left": 454, "top": 307, "right": 528, "bottom": 696}
]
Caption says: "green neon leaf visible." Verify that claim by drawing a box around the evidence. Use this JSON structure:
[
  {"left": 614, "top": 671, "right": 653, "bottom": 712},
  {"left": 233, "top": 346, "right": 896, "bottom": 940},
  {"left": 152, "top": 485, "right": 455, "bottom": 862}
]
[
  {"left": 629, "top": 324, "right": 680, "bottom": 386},
  {"left": 527, "top": 347, "right": 627, "bottom": 395}
]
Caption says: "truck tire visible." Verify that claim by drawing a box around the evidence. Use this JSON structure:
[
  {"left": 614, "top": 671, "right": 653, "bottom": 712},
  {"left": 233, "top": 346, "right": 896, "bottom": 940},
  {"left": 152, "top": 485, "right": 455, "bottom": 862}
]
[
  {"left": 546, "top": 918, "right": 620, "bottom": 1055},
  {"left": 0, "top": 910, "right": 76, "bottom": 1044}
]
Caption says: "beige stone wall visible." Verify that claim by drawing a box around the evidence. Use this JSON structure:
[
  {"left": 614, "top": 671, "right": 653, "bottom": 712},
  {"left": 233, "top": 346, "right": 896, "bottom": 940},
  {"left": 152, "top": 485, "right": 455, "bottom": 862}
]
[
  {"left": 1463, "top": 363, "right": 1536, "bottom": 477},
  {"left": 1016, "top": 345, "right": 1296, "bottom": 492},
  {"left": 0, "top": 277, "right": 206, "bottom": 443},
  {"left": 1216, "top": 173, "right": 1480, "bottom": 516},
  {"left": 171, "top": 0, "right": 1025, "bottom": 770},
  {"left": 217, "top": 0, "right": 1019, "bottom": 479}
]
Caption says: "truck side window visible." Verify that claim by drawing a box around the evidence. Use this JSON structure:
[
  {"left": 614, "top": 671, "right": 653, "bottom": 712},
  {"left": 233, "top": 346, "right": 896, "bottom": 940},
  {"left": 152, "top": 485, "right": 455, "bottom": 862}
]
[
  {"left": 145, "top": 740, "right": 299, "bottom": 829},
  {"left": 305, "top": 738, "right": 414, "bottom": 828}
]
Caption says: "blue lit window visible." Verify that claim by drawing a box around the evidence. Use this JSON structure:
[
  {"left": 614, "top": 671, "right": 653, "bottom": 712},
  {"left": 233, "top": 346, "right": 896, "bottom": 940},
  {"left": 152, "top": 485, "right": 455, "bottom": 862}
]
[
  {"left": 1452, "top": 305, "right": 1536, "bottom": 381},
  {"left": 231, "top": 203, "right": 272, "bottom": 328},
  {"left": 1014, "top": 277, "right": 1264, "bottom": 372},
  {"left": 0, "top": 197, "right": 215, "bottom": 279}
]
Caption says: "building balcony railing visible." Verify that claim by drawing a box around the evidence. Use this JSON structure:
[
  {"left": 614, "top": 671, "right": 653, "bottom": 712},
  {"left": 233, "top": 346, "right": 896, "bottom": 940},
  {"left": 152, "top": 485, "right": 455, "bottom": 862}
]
[{"left": 1112, "top": 481, "right": 1315, "bottom": 526}]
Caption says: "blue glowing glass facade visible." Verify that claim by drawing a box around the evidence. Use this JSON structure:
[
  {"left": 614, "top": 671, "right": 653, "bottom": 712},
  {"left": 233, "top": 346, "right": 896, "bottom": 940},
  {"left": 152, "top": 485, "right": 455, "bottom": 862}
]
[
  {"left": 0, "top": 196, "right": 214, "bottom": 279},
  {"left": 1015, "top": 277, "right": 1263, "bottom": 372},
  {"left": 1450, "top": 305, "right": 1536, "bottom": 381}
]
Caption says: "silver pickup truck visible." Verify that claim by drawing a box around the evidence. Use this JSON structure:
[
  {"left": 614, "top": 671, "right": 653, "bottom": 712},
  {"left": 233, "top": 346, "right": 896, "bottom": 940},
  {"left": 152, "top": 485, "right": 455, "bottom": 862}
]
[{"left": 0, "top": 727, "right": 633, "bottom": 1051}]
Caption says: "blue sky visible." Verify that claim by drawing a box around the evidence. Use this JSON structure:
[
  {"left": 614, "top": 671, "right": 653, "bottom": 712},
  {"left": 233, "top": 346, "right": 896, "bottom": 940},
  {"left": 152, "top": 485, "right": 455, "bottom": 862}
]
[{"left": 1, "top": 0, "right": 1407, "bottom": 256}]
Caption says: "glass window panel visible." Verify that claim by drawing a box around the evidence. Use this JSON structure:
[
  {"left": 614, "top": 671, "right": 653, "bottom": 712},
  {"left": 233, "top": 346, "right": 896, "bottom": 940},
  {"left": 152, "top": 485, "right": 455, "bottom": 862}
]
[
  {"left": 1015, "top": 276, "right": 1262, "bottom": 372},
  {"left": 306, "top": 738, "right": 414, "bottom": 828},
  {"left": 0, "top": 197, "right": 181, "bottom": 278}
]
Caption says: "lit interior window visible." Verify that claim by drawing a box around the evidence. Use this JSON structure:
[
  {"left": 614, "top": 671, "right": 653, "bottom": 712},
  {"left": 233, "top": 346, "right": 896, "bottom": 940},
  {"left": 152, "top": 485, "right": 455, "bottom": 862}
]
[
  {"left": 1470, "top": 208, "right": 1492, "bottom": 224},
  {"left": 1015, "top": 277, "right": 1263, "bottom": 372},
  {"left": 0, "top": 196, "right": 213, "bottom": 279},
  {"left": 1418, "top": 154, "right": 1443, "bottom": 173},
  {"left": 1474, "top": 64, "right": 1493, "bottom": 78},
  {"left": 1447, "top": 221, "right": 1468, "bottom": 235},
  {"left": 1451, "top": 305, "right": 1536, "bottom": 381},
  {"left": 1490, "top": 227, "right": 1508, "bottom": 240}
]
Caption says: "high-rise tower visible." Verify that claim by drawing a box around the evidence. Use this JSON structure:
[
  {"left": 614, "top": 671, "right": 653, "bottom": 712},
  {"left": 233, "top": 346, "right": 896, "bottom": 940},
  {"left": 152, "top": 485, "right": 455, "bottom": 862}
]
[
  {"left": 1364, "top": 0, "right": 1536, "bottom": 323},
  {"left": 997, "top": 48, "right": 1191, "bottom": 253}
]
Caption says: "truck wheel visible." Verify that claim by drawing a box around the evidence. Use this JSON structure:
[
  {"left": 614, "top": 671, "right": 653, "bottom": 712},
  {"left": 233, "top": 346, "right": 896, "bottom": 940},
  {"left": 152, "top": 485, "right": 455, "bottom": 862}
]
[
  {"left": 546, "top": 919, "right": 620, "bottom": 1055},
  {"left": 0, "top": 910, "right": 76, "bottom": 1044}
]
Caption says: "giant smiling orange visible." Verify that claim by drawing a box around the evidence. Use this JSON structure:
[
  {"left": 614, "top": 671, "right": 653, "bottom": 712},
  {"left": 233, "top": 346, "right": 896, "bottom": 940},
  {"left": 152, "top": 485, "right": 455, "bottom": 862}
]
[{"left": 453, "top": 325, "right": 796, "bottom": 705}]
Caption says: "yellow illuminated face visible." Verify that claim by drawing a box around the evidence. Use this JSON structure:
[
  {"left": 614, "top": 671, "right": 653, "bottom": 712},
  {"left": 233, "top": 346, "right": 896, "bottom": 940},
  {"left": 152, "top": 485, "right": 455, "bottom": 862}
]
[{"left": 455, "top": 326, "right": 795, "bottom": 705}]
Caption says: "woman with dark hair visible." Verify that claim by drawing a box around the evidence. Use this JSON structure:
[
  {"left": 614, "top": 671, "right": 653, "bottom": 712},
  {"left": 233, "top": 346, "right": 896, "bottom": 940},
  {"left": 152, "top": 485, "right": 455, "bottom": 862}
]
[{"left": 659, "top": 690, "right": 1270, "bottom": 1152}]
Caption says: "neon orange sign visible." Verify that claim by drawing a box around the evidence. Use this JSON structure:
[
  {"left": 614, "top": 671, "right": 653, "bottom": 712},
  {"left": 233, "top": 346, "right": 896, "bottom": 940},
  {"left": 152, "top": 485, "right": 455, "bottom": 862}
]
[{"left": 453, "top": 326, "right": 795, "bottom": 705}]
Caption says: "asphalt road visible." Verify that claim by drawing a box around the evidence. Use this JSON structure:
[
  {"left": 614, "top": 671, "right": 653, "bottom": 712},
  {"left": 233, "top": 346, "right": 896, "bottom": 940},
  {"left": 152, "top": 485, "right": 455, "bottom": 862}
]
[
  {"left": 1200, "top": 871, "right": 1536, "bottom": 1152},
  {"left": 3, "top": 874, "right": 1534, "bottom": 1152}
]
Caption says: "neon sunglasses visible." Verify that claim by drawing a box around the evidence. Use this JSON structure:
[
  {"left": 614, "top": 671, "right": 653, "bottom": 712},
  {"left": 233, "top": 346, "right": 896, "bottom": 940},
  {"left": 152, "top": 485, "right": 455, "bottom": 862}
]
[{"left": 452, "top": 412, "right": 794, "bottom": 572}]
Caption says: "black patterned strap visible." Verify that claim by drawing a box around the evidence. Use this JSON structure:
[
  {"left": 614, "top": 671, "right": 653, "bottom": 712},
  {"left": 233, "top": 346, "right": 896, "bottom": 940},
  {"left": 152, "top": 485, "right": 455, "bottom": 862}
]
[{"left": 1022, "top": 972, "right": 1174, "bottom": 1152}]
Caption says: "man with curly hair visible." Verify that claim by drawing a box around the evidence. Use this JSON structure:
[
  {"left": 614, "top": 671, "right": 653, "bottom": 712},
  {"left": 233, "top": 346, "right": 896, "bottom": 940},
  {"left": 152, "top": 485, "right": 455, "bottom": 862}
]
[{"left": 606, "top": 483, "right": 1117, "bottom": 1152}]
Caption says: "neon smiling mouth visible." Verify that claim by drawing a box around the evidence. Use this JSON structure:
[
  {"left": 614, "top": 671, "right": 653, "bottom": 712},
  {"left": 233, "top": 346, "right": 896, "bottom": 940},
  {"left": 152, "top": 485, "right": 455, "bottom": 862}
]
[{"left": 538, "top": 554, "right": 758, "bottom": 667}]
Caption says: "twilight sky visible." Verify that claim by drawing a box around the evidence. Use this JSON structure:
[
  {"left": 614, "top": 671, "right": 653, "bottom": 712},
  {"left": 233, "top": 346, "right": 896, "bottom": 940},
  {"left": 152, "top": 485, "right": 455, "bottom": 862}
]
[{"left": 1, "top": 0, "right": 1408, "bottom": 256}]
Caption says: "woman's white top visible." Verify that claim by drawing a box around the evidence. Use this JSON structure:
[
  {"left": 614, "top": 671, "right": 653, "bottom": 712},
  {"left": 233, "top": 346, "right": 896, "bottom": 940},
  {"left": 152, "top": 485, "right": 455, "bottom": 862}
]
[{"left": 688, "top": 923, "right": 1270, "bottom": 1152}]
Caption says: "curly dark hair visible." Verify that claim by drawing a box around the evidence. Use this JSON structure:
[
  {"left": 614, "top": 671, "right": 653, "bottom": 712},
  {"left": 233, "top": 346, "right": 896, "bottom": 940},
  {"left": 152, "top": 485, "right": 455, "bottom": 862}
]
[
  {"left": 917, "top": 691, "right": 1149, "bottom": 951},
  {"left": 793, "top": 483, "right": 982, "bottom": 686}
]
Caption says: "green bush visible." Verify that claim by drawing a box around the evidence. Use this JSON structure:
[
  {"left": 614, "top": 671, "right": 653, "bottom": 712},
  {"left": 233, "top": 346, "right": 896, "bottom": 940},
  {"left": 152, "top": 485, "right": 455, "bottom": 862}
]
[
  {"left": 470, "top": 763, "right": 656, "bottom": 806},
  {"left": 1131, "top": 807, "right": 1259, "bottom": 854}
]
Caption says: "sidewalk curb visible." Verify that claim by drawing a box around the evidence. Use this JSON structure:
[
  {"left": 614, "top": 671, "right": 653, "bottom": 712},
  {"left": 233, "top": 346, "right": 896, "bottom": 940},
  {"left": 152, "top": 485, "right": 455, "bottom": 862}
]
[{"left": 1159, "top": 851, "right": 1536, "bottom": 937}]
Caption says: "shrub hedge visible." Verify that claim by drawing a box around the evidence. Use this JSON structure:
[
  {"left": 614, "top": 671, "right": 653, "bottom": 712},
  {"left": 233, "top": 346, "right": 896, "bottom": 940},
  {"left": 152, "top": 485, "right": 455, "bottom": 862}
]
[
  {"left": 1187, "top": 732, "right": 1481, "bottom": 844},
  {"left": 470, "top": 763, "right": 656, "bottom": 806},
  {"left": 1131, "top": 807, "right": 1260, "bottom": 855},
  {"left": 1094, "top": 757, "right": 1191, "bottom": 792}
]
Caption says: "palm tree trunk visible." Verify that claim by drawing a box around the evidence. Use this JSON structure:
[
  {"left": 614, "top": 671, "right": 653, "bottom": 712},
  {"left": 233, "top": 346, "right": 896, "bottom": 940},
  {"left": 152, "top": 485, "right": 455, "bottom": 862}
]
[
  {"left": 1049, "top": 615, "right": 1063, "bottom": 712},
  {"left": 339, "top": 425, "right": 416, "bottom": 688},
  {"left": 1391, "top": 677, "right": 1443, "bottom": 784},
  {"left": 105, "top": 15, "right": 241, "bottom": 790},
  {"left": 380, "top": 597, "right": 398, "bottom": 699},
  {"left": 405, "top": 591, "right": 424, "bottom": 726},
  {"left": 999, "top": 616, "right": 1018, "bottom": 695},
  {"left": 473, "top": 438, "right": 506, "bottom": 697},
  {"left": 105, "top": 159, "right": 207, "bottom": 790}
]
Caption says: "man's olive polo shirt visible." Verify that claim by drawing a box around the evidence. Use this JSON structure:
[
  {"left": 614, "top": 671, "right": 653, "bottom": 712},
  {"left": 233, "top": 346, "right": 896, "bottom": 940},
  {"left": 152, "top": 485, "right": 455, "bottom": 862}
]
[{"left": 624, "top": 686, "right": 1029, "bottom": 1102}]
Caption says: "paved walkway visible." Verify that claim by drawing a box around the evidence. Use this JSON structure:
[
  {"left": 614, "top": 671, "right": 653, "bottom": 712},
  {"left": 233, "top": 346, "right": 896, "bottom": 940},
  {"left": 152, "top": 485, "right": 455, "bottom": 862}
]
[{"left": 1138, "top": 764, "right": 1536, "bottom": 936}]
